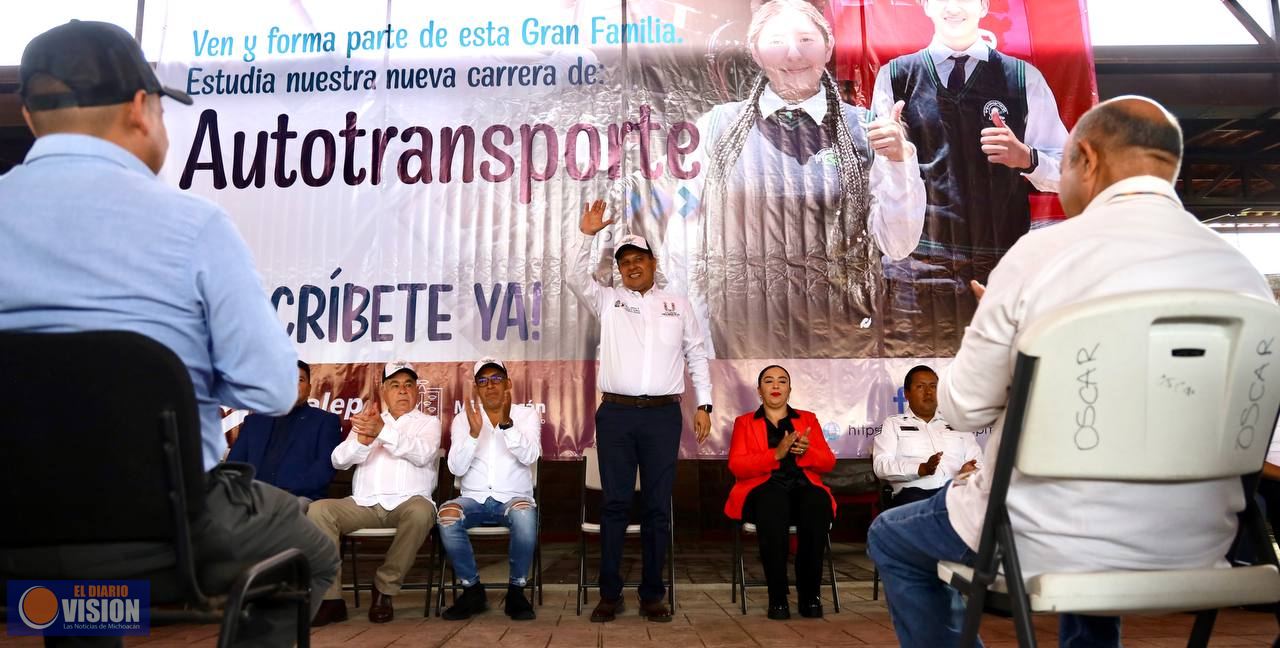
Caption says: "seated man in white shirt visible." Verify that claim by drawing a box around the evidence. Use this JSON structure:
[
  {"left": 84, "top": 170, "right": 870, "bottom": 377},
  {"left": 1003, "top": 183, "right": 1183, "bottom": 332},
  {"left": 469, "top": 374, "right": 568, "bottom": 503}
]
[
  {"left": 874, "top": 365, "right": 981, "bottom": 507},
  {"left": 306, "top": 361, "right": 442, "bottom": 625},
  {"left": 866, "top": 96, "right": 1275, "bottom": 648},
  {"left": 439, "top": 358, "right": 542, "bottom": 621}
]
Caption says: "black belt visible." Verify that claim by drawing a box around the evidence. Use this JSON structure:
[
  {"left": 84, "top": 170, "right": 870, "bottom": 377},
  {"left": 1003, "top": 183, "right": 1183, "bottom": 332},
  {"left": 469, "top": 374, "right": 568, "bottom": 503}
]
[{"left": 602, "top": 393, "right": 681, "bottom": 408}]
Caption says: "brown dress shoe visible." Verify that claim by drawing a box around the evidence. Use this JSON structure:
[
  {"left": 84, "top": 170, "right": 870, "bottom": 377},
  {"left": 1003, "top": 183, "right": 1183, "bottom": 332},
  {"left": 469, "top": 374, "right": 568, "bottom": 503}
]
[
  {"left": 590, "top": 596, "right": 624, "bottom": 623},
  {"left": 639, "top": 598, "right": 672, "bottom": 622},
  {"left": 311, "top": 599, "right": 348, "bottom": 627},
  {"left": 368, "top": 587, "right": 395, "bottom": 623}
]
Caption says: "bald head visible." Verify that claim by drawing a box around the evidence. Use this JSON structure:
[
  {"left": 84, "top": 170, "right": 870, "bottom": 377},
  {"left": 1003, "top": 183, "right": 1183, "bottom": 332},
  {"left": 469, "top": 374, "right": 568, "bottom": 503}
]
[{"left": 1057, "top": 96, "right": 1184, "bottom": 217}]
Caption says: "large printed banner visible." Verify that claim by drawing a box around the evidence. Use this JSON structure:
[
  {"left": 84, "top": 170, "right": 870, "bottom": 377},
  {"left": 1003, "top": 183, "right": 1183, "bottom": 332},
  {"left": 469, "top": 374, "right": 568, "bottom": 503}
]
[{"left": 151, "top": 0, "right": 1095, "bottom": 458}]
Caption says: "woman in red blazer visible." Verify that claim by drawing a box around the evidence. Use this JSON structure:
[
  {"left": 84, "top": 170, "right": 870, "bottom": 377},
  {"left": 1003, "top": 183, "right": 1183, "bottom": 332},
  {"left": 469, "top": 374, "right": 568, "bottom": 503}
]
[{"left": 725, "top": 365, "right": 837, "bottom": 620}]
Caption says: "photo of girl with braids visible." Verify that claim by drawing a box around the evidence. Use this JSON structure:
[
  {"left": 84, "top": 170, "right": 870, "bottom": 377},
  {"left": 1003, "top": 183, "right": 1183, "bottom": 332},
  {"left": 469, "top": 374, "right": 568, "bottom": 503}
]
[{"left": 661, "top": 0, "right": 926, "bottom": 360}]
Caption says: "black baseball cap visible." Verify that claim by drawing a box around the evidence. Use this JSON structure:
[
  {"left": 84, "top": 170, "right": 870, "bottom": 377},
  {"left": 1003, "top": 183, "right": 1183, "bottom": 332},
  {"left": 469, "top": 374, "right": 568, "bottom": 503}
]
[{"left": 19, "top": 20, "right": 193, "bottom": 112}]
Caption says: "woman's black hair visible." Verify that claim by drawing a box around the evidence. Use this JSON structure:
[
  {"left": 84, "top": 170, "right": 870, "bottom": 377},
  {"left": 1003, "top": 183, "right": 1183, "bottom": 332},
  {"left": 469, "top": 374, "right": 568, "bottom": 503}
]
[{"left": 757, "top": 364, "right": 791, "bottom": 387}]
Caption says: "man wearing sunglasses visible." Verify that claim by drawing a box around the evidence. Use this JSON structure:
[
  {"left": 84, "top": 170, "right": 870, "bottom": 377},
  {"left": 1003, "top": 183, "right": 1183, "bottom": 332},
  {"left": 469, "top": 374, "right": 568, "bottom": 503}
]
[{"left": 439, "top": 358, "right": 542, "bottom": 621}]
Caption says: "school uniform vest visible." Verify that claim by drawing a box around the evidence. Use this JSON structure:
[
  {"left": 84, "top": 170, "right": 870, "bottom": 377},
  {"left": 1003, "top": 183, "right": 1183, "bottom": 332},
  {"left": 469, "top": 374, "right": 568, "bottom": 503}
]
[{"left": 890, "top": 48, "right": 1029, "bottom": 257}]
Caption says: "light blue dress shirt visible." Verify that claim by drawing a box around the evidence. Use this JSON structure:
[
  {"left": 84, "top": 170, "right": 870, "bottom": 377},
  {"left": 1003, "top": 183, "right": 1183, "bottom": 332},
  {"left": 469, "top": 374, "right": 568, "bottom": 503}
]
[{"left": 0, "top": 134, "right": 297, "bottom": 470}]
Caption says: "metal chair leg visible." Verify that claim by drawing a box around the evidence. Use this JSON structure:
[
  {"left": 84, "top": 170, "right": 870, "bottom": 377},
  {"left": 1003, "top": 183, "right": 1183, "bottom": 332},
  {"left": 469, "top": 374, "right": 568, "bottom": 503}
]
[
  {"left": 348, "top": 537, "right": 361, "bottom": 609},
  {"left": 668, "top": 516, "right": 676, "bottom": 611},
  {"left": 731, "top": 524, "right": 740, "bottom": 603},
  {"left": 827, "top": 534, "right": 840, "bottom": 613},
  {"left": 434, "top": 541, "right": 446, "bottom": 617},
  {"left": 1188, "top": 610, "right": 1218, "bottom": 648},
  {"left": 739, "top": 544, "right": 748, "bottom": 615},
  {"left": 424, "top": 530, "right": 436, "bottom": 618},
  {"left": 576, "top": 532, "right": 586, "bottom": 615}
]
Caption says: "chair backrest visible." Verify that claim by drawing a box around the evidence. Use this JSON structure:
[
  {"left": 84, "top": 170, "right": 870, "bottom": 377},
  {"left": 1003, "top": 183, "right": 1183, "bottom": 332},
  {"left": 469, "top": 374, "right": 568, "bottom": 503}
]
[
  {"left": 1010, "top": 290, "right": 1280, "bottom": 481},
  {"left": 0, "top": 331, "right": 205, "bottom": 546},
  {"left": 582, "top": 446, "right": 640, "bottom": 492}
]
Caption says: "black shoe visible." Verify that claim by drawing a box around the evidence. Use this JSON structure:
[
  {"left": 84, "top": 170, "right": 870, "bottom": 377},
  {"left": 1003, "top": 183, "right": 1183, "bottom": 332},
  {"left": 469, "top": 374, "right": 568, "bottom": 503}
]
[
  {"left": 590, "top": 596, "right": 624, "bottom": 623},
  {"left": 798, "top": 596, "right": 823, "bottom": 618},
  {"left": 504, "top": 584, "right": 536, "bottom": 621},
  {"left": 442, "top": 583, "right": 488, "bottom": 620},
  {"left": 767, "top": 602, "right": 791, "bottom": 620},
  {"left": 310, "top": 599, "right": 348, "bottom": 627}
]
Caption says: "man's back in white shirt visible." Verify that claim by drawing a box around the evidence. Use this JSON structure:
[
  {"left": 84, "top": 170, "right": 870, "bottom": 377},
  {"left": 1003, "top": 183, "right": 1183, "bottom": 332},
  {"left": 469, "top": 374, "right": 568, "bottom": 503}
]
[{"left": 941, "top": 175, "right": 1273, "bottom": 577}]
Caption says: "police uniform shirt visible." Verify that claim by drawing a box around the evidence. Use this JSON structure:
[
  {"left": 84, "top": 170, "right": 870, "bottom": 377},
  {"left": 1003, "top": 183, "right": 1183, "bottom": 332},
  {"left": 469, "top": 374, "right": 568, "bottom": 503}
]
[
  {"left": 873, "top": 407, "right": 982, "bottom": 493},
  {"left": 570, "top": 233, "right": 713, "bottom": 406}
]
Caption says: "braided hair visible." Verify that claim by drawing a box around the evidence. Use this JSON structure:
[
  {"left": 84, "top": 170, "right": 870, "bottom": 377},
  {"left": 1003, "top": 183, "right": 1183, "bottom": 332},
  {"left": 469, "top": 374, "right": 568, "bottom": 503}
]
[{"left": 704, "top": 0, "right": 871, "bottom": 227}]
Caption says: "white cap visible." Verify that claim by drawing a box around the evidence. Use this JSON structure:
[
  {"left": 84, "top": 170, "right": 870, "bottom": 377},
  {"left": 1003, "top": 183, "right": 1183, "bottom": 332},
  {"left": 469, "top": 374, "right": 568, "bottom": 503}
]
[
  {"left": 383, "top": 361, "right": 418, "bottom": 381},
  {"left": 472, "top": 357, "right": 508, "bottom": 378},
  {"left": 613, "top": 234, "right": 652, "bottom": 260}
]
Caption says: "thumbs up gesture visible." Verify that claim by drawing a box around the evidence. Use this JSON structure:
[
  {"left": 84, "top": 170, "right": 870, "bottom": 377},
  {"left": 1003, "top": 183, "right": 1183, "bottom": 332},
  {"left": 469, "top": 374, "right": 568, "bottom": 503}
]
[
  {"left": 980, "top": 107, "right": 1033, "bottom": 170},
  {"left": 867, "top": 100, "right": 911, "bottom": 162}
]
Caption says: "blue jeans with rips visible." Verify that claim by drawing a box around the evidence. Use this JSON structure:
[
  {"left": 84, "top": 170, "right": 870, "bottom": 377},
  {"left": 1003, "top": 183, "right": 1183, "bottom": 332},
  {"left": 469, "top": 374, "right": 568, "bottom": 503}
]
[{"left": 437, "top": 496, "right": 537, "bottom": 586}]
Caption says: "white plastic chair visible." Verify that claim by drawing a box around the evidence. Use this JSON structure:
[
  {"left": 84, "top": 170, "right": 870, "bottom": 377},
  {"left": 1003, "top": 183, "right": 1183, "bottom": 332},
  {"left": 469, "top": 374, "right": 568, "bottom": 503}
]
[{"left": 936, "top": 290, "right": 1280, "bottom": 647}]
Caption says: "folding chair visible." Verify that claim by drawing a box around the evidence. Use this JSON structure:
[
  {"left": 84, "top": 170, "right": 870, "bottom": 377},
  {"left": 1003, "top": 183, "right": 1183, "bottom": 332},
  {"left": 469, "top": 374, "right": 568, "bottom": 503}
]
[
  {"left": 575, "top": 447, "right": 676, "bottom": 614},
  {"left": 341, "top": 448, "right": 446, "bottom": 617},
  {"left": 434, "top": 459, "right": 544, "bottom": 615},
  {"left": 934, "top": 290, "right": 1280, "bottom": 648},
  {"left": 0, "top": 331, "right": 312, "bottom": 647},
  {"left": 872, "top": 479, "right": 894, "bottom": 601},
  {"left": 730, "top": 521, "right": 840, "bottom": 614}
]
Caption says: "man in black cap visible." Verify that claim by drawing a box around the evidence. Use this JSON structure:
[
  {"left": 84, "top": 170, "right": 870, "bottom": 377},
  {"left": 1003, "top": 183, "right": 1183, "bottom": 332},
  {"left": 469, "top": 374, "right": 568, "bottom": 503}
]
[{"left": 0, "top": 20, "right": 338, "bottom": 647}]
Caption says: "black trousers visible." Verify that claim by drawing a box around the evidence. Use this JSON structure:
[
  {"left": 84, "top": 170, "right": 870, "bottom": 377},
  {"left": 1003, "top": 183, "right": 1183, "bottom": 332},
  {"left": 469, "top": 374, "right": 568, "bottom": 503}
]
[
  {"left": 743, "top": 480, "right": 833, "bottom": 602},
  {"left": 3, "top": 465, "right": 339, "bottom": 648},
  {"left": 595, "top": 401, "right": 682, "bottom": 601}
]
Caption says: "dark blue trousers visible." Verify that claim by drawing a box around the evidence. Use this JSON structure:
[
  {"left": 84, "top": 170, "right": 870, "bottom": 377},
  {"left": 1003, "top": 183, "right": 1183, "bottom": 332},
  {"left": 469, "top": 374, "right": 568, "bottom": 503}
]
[{"left": 595, "top": 401, "right": 682, "bottom": 601}]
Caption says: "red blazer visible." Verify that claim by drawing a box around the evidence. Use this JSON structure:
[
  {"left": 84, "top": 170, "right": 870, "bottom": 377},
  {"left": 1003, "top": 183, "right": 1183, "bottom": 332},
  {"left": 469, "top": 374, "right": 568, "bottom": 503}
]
[{"left": 724, "top": 407, "right": 837, "bottom": 520}]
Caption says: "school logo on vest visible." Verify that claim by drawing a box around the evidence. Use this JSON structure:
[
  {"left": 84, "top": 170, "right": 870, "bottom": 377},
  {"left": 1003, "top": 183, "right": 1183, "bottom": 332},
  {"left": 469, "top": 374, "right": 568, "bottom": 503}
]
[
  {"left": 815, "top": 147, "right": 839, "bottom": 168},
  {"left": 7, "top": 580, "right": 150, "bottom": 637},
  {"left": 982, "top": 100, "right": 1010, "bottom": 125}
]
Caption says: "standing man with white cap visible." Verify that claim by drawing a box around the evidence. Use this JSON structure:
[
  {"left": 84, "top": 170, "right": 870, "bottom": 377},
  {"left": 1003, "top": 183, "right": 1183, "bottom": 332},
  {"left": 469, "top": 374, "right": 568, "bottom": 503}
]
[
  {"left": 306, "top": 361, "right": 441, "bottom": 625},
  {"left": 439, "top": 357, "right": 542, "bottom": 621},
  {"left": 572, "top": 201, "right": 714, "bottom": 623}
]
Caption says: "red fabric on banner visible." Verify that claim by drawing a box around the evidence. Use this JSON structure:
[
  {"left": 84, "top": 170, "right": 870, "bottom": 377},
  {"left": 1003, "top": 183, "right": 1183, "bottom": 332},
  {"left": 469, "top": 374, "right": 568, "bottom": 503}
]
[{"left": 829, "top": 0, "right": 1097, "bottom": 221}]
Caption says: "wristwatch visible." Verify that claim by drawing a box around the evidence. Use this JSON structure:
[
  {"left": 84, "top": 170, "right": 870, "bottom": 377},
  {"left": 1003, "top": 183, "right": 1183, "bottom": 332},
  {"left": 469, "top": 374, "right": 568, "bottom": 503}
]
[
  {"left": 1016, "top": 147, "right": 1039, "bottom": 174},
  {"left": 697, "top": 404, "right": 713, "bottom": 414},
  {"left": 498, "top": 420, "right": 514, "bottom": 430}
]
